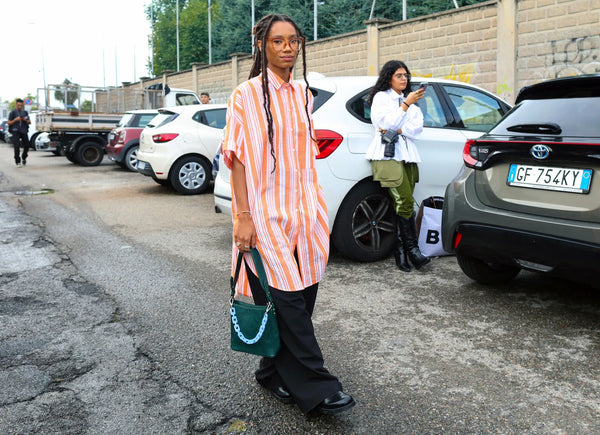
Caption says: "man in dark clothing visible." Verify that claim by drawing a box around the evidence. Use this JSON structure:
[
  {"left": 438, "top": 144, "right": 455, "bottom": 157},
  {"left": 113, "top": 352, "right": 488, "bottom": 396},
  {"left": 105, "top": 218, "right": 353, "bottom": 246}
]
[{"left": 7, "top": 99, "right": 31, "bottom": 167}]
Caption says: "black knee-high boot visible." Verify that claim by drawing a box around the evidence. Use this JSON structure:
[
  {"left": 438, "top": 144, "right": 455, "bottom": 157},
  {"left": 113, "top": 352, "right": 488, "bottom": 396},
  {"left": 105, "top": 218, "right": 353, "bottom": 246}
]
[
  {"left": 397, "top": 214, "right": 431, "bottom": 269},
  {"left": 394, "top": 218, "right": 411, "bottom": 272}
]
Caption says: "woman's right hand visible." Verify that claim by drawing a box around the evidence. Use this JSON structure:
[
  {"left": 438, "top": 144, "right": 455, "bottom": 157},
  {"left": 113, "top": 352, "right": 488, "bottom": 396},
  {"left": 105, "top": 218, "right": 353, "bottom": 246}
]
[
  {"left": 404, "top": 87, "right": 426, "bottom": 106},
  {"left": 230, "top": 153, "right": 255, "bottom": 252}
]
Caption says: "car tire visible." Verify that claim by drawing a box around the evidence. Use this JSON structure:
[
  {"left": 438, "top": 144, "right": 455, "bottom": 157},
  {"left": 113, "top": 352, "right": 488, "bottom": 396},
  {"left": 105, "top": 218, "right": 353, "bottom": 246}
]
[
  {"left": 29, "top": 132, "right": 40, "bottom": 149},
  {"left": 76, "top": 141, "right": 104, "bottom": 166},
  {"left": 331, "top": 181, "right": 396, "bottom": 262},
  {"left": 64, "top": 148, "right": 76, "bottom": 163},
  {"left": 52, "top": 147, "right": 64, "bottom": 156},
  {"left": 123, "top": 145, "right": 139, "bottom": 172},
  {"left": 456, "top": 253, "right": 520, "bottom": 285},
  {"left": 169, "top": 156, "right": 212, "bottom": 195}
]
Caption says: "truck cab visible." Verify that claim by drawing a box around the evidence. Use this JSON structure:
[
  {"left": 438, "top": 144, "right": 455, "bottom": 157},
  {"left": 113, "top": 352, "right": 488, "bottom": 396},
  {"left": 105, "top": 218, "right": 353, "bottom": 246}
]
[{"left": 144, "top": 84, "right": 201, "bottom": 109}]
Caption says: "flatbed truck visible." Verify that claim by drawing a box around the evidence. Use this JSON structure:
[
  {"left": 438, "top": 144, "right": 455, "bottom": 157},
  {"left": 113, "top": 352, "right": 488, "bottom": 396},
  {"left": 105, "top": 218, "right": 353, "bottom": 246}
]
[{"left": 35, "top": 84, "right": 200, "bottom": 166}]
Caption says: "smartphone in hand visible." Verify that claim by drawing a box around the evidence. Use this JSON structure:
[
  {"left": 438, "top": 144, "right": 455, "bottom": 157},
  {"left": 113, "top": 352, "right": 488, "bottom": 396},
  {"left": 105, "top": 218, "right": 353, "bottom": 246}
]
[{"left": 418, "top": 82, "right": 428, "bottom": 91}]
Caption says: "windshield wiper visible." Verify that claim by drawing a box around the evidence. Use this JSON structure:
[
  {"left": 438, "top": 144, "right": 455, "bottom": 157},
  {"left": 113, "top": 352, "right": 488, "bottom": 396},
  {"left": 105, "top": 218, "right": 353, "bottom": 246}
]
[{"left": 506, "top": 123, "right": 562, "bottom": 134}]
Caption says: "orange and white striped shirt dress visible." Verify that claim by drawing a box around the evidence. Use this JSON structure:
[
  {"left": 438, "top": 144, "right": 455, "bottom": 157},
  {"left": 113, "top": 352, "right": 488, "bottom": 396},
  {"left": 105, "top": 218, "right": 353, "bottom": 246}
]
[{"left": 222, "top": 68, "right": 329, "bottom": 297}]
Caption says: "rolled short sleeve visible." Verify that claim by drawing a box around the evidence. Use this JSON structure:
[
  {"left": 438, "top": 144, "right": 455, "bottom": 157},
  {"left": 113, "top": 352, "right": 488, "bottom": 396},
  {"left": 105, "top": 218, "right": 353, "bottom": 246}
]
[{"left": 222, "top": 88, "right": 245, "bottom": 170}]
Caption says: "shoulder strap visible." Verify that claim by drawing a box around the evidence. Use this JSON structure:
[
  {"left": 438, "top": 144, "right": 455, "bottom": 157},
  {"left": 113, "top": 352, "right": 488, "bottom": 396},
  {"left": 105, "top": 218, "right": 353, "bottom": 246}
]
[{"left": 230, "top": 248, "right": 274, "bottom": 305}]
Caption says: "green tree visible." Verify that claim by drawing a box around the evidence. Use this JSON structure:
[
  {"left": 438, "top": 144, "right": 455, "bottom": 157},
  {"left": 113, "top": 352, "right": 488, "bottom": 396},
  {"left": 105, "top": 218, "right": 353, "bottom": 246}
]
[
  {"left": 81, "top": 100, "right": 93, "bottom": 112},
  {"left": 147, "top": 0, "right": 178, "bottom": 74},
  {"left": 53, "top": 79, "right": 80, "bottom": 109},
  {"left": 147, "top": 0, "right": 218, "bottom": 75},
  {"left": 210, "top": 0, "right": 316, "bottom": 63},
  {"left": 148, "top": 0, "right": 491, "bottom": 69},
  {"left": 8, "top": 93, "right": 37, "bottom": 110},
  {"left": 210, "top": 0, "right": 264, "bottom": 62}
]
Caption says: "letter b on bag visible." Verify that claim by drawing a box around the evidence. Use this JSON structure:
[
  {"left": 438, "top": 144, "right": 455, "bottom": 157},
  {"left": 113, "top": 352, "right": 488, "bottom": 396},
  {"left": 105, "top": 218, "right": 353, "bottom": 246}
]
[{"left": 426, "top": 229, "right": 440, "bottom": 245}]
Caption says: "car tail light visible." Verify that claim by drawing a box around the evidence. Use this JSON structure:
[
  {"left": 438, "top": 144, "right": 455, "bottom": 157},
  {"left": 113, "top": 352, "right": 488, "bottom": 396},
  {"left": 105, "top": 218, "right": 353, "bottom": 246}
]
[
  {"left": 153, "top": 133, "right": 179, "bottom": 143},
  {"left": 315, "top": 129, "right": 343, "bottom": 159},
  {"left": 463, "top": 139, "right": 483, "bottom": 169},
  {"left": 117, "top": 131, "right": 126, "bottom": 144},
  {"left": 453, "top": 232, "right": 462, "bottom": 250},
  {"left": 462, "top": 140, "right": 478, "bottom": 168}
]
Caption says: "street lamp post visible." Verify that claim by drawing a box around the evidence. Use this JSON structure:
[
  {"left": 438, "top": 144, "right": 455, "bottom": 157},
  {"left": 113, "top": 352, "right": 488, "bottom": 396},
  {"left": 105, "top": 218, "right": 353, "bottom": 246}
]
[
  {"left": 251, "top": 0, "right": 255, "bottom": 54},
  {"left": 208, "top": 0, "right": 212, "bottom": 64},
  {"left": 176, "top": 0, "right": 180, "bottom": 71},
  {"left": 314, "top": 0, "right": 317, "bottom": 40}
]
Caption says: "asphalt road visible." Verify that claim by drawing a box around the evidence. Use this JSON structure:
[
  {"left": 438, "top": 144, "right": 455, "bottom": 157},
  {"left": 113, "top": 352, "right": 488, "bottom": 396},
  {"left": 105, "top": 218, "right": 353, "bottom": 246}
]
[{"left": 1, "top": 144, "right": 599, "bottom": 434}]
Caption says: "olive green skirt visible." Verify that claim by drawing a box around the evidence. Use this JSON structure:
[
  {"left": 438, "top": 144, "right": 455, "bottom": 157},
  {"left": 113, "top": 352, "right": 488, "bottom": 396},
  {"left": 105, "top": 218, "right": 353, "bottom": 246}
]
[{"left": 371, "top": 159, "right": 405, "bottom": 188}]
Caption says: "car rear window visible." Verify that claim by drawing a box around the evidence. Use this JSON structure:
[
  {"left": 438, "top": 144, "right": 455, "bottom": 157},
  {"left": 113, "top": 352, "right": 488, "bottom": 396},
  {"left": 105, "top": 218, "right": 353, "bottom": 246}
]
[
  {"left": 130, "top": 113, "right": 158, "bottom": 128},
  {"left": 192, "top": 108, "right": 226, "bottom": 129},
  {"left": 148, "top": 112, "right": 179, "bottom": 128},
  {"left": 491, "top": 97, "right": 600, "bottom": 137},
  {"left": 117, "top": 114, "right": 134, "bottom": 128}
]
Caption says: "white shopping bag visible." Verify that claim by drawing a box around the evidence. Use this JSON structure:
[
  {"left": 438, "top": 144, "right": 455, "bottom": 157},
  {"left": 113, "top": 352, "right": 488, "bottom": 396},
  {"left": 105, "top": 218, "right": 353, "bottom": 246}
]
[{"left": 417, "top": 196, "right": 452, "bottom": 258}]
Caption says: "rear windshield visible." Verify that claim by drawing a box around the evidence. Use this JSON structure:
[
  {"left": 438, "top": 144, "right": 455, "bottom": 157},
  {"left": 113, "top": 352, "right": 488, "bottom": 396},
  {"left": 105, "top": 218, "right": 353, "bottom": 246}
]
[
  {"left": 491, "top": 97, "right": 600, "bottom": 137},
  {"left": 131, "top": 113, "right": 157, "bottom": 128},
  {"left": 117, "top": 114, "right": 134, "bottom": 128},
  {"left": 147, "top": 112, "right": 178, "bottom": 128}
]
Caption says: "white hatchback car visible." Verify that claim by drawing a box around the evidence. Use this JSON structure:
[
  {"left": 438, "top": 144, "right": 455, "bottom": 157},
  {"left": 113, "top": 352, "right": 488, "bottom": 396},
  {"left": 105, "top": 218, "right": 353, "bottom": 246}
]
[
  {"left": 214, "top": 76, "right": 511, "bottom": 261},
  {"left": 137, "top": 104, "right": 227, "bottom": 194}
]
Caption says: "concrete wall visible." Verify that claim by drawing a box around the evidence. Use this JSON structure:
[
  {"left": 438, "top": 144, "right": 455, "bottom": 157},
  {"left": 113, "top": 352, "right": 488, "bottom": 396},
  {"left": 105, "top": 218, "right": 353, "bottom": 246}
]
[
  {"left": 375, "top": 3, "right": 499, "bottom": 96},
  {"left": 516, "top": 0, "right": 600, "bottom": 90},
  {"left": 123, "top": 0, "right": 599, "bottom": 105}
]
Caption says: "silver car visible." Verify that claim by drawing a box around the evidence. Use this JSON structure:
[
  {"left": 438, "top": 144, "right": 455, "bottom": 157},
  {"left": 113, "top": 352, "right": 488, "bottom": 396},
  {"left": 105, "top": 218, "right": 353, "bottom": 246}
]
[{"left": 442, "top": 74, "right": 600, "bottom": 287}]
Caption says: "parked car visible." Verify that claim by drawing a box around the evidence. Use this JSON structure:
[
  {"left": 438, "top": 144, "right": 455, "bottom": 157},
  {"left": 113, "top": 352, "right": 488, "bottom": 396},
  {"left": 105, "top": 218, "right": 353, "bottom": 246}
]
[
  {"left": 137, "top": 104, "right": 227, "bottom": 194},
  {"left": 34, "top": 132, "right": 61, "bottom": 154},
  {"left": 0, "top": 120, "right": 7, "bottom": 142},
  {"left": 214, "top": 75, "right": 511, "bottom": 261},
  {"left": 107, "top": 109, "right": 159, "bottom": 171},
  {"left": 442, "top": 74, "right": 600, "bottom": 287}
]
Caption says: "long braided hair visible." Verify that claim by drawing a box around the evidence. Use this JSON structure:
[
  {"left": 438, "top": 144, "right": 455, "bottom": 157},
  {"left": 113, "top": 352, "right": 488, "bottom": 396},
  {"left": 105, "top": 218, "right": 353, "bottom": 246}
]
[{"left": 249, "top": 14, "right": 313, "bottom": 171}]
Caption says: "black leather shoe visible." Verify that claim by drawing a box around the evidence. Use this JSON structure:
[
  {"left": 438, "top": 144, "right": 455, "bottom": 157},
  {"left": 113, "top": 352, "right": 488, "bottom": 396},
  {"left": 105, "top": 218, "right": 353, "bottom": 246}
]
[
  {"left": 316, "top": 391, "right": 356, "bottom": 415},
  {"left": 269, "top": 385, "right": 294, "bottom": 404}
]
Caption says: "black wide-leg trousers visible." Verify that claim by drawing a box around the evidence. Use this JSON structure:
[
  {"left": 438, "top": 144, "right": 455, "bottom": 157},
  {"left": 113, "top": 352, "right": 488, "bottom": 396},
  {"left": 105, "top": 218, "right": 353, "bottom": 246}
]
[{"left": 245, "top": 263, "right": 341, "bottom": 414}]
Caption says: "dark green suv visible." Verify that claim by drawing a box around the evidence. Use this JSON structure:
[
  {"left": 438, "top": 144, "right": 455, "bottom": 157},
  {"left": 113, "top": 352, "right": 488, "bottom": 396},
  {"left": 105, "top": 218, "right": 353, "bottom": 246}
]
[{"left": 442, "top": 75, "right": 600, "bottom": 287}]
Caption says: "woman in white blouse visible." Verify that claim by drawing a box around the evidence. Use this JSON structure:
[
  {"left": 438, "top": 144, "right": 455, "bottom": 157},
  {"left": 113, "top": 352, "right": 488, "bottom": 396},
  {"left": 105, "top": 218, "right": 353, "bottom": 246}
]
[{"left": 366, "top": 60, "right": 431, "bottom": 272}]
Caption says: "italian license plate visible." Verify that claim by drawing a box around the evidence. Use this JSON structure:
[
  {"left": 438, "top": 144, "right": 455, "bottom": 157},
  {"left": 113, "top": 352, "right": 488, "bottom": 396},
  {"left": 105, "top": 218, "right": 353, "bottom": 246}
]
[
  {"left": 137, "top": 161, "right": 146, "bottom": 170},
  {"left": 507, "top": 164, "right": 592, "bottom": 193}
]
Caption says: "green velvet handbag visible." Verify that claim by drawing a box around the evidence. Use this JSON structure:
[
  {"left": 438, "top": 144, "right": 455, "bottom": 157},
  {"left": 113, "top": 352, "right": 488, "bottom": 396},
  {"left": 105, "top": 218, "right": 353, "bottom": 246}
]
[{"left": 229, "top": 248, "right": 281, "bottom": 358}]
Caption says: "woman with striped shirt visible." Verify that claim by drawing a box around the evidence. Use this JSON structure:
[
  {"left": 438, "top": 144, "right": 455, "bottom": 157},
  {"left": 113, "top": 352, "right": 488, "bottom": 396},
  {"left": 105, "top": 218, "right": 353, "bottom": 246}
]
[{"left": 222, "top": 14, "right": 355, "bottom": 415}]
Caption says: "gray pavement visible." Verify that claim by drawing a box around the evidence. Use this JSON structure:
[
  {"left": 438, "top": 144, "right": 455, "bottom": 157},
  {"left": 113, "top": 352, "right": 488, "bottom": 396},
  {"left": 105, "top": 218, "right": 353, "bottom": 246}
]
[
  {"left": 0, "top": 194, "right": 225, "bottom": 434},
  {"left": 2, "top": 144, "right": 600, "bottom": 434}
]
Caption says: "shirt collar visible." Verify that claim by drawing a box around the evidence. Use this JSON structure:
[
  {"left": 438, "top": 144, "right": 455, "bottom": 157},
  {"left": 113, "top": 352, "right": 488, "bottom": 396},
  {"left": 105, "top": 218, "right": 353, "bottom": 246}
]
[
  {"left": 266, "top": 68, "right": 292, "bottom": 90},
  {"left": 386, "top": 88, "right": 404, "bottom": 101}
]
